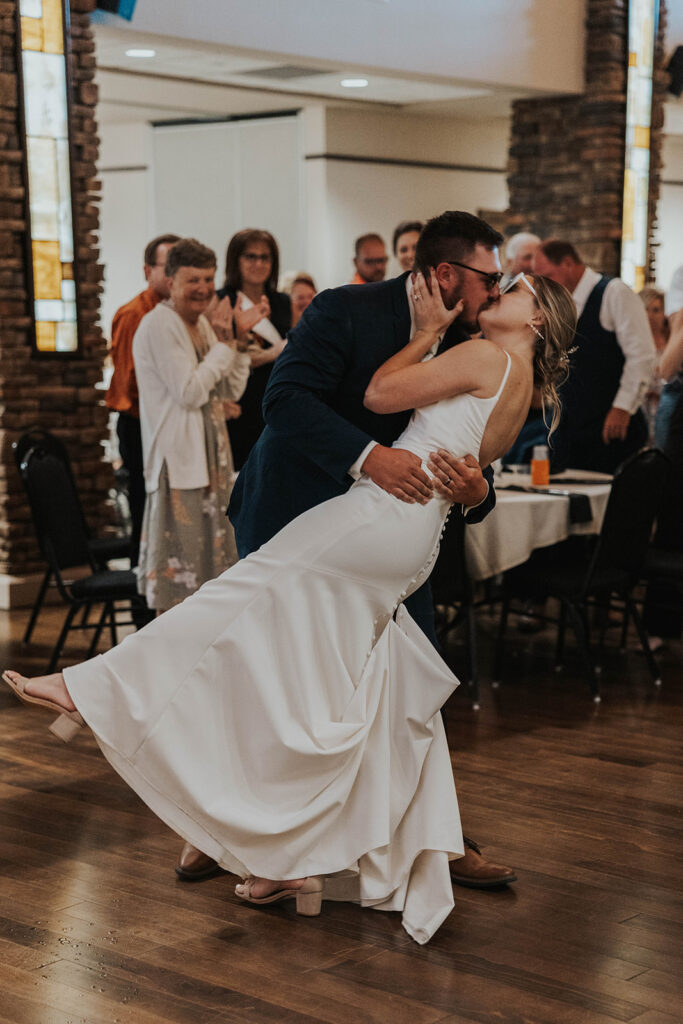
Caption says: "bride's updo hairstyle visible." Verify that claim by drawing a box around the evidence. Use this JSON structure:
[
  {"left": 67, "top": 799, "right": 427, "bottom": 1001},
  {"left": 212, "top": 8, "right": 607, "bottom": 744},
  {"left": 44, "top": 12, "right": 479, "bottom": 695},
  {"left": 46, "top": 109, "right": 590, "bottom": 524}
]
[{"left": 530, "top": 275, "right": 577, "bottom": 437}]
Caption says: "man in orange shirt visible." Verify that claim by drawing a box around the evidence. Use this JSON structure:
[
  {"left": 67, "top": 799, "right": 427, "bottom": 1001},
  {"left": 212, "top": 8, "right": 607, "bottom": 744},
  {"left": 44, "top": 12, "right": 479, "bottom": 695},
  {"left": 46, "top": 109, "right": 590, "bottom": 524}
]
[
  {"left": 106, "top": 234, "right": 179, "bottom": 567},
  {"left": 351, "top": 233, "right": 388, "bottom": 284}
]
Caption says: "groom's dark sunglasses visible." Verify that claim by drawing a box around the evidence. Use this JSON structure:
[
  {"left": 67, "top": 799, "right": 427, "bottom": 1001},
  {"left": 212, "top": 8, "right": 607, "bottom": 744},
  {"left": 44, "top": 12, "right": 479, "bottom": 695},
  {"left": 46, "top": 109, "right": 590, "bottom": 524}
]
[{"left": 445, "top": 260, "right": 503, "bottom": 291}]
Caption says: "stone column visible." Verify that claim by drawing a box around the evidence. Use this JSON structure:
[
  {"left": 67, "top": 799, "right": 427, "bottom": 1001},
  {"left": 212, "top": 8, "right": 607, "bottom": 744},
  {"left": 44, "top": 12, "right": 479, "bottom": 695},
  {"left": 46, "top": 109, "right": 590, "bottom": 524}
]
[
  {"left": 506, "top": 0, "right": 668, "bottom": 279},
  {"left": 0, "top": 0, "right": 110, "bottom": 606}
]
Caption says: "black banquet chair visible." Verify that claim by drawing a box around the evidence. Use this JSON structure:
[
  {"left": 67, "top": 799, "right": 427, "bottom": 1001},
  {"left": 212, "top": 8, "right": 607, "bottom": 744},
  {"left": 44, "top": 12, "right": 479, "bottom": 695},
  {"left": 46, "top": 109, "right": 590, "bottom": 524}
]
[
  {"left": 493, "top": 448, "right": 669, "bottom": 702},
  {"left": 17, "top": 437, "right": 141, "bottom": 671},
  {"left": 13, "top": 428, "right": 132, "bottom": 645}
]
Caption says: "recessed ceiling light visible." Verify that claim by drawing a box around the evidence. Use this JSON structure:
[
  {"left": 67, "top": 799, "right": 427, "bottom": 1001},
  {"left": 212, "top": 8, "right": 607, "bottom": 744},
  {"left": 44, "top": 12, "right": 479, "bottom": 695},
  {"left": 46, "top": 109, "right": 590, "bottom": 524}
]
[
  {"left": 125, "top": 48, "right": 156, "bottom": 58},
  {"left": 340, "top": 78, "right": 369, "bottom": 88}
]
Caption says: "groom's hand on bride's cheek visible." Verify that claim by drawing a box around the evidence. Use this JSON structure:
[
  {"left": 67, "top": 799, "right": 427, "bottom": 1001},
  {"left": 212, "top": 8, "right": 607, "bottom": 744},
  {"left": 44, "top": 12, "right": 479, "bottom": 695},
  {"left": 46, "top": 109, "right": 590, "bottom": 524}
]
[
  {"left": 429, "top": 451, "right": 488, "bottom": 506},
  {"left": 362, "top": 446, "right": 433, "bottom": 504}
]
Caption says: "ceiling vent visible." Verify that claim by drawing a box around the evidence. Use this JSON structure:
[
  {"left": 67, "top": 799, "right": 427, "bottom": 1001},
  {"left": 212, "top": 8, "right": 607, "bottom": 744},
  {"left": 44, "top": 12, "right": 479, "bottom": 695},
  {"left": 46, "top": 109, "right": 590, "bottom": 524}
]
[{"left": 239, "top": 64, "right": 329, "bottom": 81}]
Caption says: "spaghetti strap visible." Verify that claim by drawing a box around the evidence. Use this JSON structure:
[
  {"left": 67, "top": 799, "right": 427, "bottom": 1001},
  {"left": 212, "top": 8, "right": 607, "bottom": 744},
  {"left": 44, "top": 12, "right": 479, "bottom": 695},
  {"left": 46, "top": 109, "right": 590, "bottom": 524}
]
[{"left": 491, "top": 351, "right": 512, "bottom": 402}]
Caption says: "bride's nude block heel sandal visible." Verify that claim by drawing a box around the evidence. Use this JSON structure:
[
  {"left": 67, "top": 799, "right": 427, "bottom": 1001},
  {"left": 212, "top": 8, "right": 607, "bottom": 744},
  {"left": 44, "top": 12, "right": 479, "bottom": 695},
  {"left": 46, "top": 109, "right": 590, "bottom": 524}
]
[
  {"left": 2, "top": 671, "right": 85, "bottom": 744},
  {"left": 235, "top": 875, "right": 324, "bottom": 916}
]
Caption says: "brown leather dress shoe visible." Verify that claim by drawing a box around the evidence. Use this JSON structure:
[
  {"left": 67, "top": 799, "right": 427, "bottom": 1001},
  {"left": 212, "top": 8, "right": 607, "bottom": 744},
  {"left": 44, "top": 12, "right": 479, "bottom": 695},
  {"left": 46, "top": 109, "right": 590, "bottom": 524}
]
[
  {"left": 449, "top": 836, "right": 517, "bottom": 889},
  {"left": 174, "top": 842, "right": 224, "bottom": 882}
]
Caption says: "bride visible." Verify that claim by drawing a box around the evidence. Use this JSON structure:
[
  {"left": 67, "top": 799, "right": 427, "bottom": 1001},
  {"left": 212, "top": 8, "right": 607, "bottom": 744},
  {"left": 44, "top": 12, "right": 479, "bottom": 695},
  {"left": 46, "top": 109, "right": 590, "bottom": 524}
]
[{"left": 3, "top": 269, "right": 575, "bottom": 944}]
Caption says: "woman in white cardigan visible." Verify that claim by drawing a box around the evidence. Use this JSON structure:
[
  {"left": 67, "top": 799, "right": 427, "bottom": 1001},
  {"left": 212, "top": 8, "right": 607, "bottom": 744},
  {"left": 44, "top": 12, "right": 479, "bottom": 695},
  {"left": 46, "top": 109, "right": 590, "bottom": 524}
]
[{"left": 133, "top": 238, "right": 250, "bottom": 613}]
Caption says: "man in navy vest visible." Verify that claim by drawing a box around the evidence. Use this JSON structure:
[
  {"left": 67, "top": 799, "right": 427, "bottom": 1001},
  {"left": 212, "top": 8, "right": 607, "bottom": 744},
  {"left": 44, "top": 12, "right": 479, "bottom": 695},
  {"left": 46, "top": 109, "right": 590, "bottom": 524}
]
[
  {"left": 176, "top": 211, "right": 517, "bottom": 889},
  {"left": 533, "top": 240, "right": 656, "bottom": 473}
]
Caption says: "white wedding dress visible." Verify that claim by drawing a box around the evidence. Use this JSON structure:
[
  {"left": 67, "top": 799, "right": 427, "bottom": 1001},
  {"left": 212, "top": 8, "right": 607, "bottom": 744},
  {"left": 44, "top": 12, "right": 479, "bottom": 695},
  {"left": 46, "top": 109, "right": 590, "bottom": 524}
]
[{"left": 64, "top": 354, "right": 511, "bottom": 944}]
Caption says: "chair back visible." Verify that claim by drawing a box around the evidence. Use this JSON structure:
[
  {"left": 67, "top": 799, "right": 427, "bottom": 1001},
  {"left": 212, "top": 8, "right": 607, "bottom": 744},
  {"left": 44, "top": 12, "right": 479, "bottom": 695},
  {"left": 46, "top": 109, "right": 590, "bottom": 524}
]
[
  {"left": 13, "top": 427, "right": 69, "bottom": 472},
  {"left": 588, "top": 447, "right": 669, "bottom": 581},
  {"left": 18, "top": 444, "right": 94, "bottom": 574}
]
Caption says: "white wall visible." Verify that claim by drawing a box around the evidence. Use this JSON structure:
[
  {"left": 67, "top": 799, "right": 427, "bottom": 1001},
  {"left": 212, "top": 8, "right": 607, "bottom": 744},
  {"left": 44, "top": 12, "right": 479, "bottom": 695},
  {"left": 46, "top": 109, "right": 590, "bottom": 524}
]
[
  {"left": 98, "top": 103, "right": 510, "bottom": 322},
  {"left": 306, "top": 108, "right": 509, "bottom": 288},
  {"left": 98, "top": 114, "right": 304, "bottom": 337},
  {"left": 318, "top": 160, "right": 507, "bottom": 289},
  {"left": 98, "top": 121, "right": 153, "bottom": 336},
  {"left": 152, "top": 116, "right": 304, "bottom": 284},
  {"left": 654, "top": 134, "right": 683, "bottom": 292}
]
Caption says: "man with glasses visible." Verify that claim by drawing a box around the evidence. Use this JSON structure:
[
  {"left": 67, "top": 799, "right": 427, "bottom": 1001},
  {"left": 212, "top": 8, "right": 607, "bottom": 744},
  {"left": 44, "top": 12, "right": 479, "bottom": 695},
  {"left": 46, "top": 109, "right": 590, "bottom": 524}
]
[
  {"left": 218, "top": 210, "right": 518, "bottom": 891},
  {"left": 106, "top": 233, "right": 179, "bottom": 571},
  {"left": 351, "top": 232, "right": 389, "bottom": 284}
]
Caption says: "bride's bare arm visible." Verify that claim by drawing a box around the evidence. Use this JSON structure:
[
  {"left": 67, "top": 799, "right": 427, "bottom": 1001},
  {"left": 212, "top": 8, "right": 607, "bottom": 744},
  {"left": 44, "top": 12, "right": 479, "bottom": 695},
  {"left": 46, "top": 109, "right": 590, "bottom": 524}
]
[
  {"left": 365, "top": 338, "right": 495, "bottom": 414},
  {"left": 364, "top": 270, "right": 497, "bottom": 414}
]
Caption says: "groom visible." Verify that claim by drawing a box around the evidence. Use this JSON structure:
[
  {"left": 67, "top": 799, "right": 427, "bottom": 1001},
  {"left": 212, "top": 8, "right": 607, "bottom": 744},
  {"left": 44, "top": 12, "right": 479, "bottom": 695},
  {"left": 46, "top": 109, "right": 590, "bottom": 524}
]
[{"left": 176, "top": 210, "right": 517, "bottom": 888}]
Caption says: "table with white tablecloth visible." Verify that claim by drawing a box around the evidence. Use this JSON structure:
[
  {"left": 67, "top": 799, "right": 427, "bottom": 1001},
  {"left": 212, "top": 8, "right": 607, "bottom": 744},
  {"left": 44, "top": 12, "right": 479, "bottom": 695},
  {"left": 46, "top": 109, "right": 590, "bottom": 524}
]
[{"left": 465, "top": 471, "right": 612, "bottom": 582}]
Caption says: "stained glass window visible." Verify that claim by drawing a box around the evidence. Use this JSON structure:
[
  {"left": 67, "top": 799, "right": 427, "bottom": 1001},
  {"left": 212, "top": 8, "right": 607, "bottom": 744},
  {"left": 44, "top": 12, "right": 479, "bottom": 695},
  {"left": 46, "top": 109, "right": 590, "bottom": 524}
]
[
  {"left": 620, "top": 0, "right": 658, "bottom": 292},
  {"left": 18, "top": 0, "right": 79, "bottom": 353}
]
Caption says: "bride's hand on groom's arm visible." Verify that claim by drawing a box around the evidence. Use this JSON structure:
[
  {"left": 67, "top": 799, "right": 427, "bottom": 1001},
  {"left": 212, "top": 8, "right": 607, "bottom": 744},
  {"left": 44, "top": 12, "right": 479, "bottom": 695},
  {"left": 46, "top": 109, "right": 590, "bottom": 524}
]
[
  {"left": 429, "top": 451, "right": 488, "bottom": 507},
  {"left": 362, "top": 446, "right": 433, "bottom": 504}
]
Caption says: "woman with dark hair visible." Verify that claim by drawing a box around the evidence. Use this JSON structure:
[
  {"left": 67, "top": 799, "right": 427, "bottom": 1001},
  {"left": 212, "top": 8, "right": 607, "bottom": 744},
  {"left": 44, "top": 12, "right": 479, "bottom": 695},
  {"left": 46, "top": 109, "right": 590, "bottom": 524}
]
[
  {"left": 5, "top": 272, "right": 575, "bottom": 943},
  {"left": 217, "top": 229, "right": 292, "bottom": 468},
  {"left": 392, "top": 220, "right": 424, "bottom": 272}
]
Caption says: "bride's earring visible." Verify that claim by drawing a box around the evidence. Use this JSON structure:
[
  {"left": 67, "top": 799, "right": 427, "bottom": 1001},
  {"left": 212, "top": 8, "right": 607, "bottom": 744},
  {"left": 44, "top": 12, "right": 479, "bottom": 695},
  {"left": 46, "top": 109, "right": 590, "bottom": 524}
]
[{"left": 528, "top": 320, "right": 545, "bottom": 342}]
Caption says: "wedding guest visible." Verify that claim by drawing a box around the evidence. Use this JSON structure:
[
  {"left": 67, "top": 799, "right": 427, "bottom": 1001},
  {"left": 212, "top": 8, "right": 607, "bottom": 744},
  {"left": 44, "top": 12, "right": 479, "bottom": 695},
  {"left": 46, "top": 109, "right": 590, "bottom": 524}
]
[
  {"left": 217, "top": 229, "right": 291, "bottom": 469},
  {"left": 500, "top": 232, "right": 541, "bottom": 290},
  {"left": 351, "top": 233, "right": 388, "bottom": 284},
  {"left": 533, "top": 239, "right": 656, "bottom": 472},
  {"left": 289, "top": 273, "right": 317, "bottom": 328},
  {"left": 639, "top": 286, "right": 669, "bottom": 443},
  {"left": 105, "top": 233, "right": 179, "bottom": 567},
  {"left": 392, "top": 220, "right": 423, "bottom": 272},
  {"left": 644, "top": 265, "right": 683, "bottom": 649},
  {"left": 640, "top": 286, "right": 669, "bottom": 353},
  {"left": 133, "top": 238, "right": 250, "bottom": 613},
  {"left": 653, "top": 265, "right": 683, "bottom": 450}
]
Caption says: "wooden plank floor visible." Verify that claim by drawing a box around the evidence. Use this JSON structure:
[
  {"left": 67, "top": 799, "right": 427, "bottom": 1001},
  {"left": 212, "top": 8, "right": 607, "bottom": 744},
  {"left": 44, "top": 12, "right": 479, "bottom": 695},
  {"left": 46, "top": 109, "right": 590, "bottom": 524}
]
[{"left": 0, "top": 602, "right": 681, "bottom": 1024}]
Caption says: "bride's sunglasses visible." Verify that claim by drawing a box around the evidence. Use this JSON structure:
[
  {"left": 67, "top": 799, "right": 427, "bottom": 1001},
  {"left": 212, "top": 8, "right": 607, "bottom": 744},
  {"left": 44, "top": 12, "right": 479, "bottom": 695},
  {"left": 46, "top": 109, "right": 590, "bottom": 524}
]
[{"left": 501, "top": 272, "right": 539, "bottom": 299}]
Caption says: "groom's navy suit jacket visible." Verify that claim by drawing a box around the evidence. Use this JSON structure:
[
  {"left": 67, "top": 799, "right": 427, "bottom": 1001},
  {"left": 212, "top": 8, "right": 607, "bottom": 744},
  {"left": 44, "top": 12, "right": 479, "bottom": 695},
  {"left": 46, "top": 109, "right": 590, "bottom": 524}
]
[{"left": 229, "top": 274, "right": 496, "bottom": 593}]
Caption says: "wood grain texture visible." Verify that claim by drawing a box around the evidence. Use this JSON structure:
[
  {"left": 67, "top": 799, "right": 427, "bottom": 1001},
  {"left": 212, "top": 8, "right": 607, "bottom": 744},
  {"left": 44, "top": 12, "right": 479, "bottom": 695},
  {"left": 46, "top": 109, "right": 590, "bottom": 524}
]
[{"left": 0, "top": 604, "right": 681, "bottom": 1023}]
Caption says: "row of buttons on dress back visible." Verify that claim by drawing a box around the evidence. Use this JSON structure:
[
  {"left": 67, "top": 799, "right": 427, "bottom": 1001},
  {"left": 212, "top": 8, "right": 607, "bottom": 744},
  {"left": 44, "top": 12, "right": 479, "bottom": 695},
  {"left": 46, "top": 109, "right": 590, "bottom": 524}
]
[{"left": 367, "top": 502, "right": 454, "bottom": 656}]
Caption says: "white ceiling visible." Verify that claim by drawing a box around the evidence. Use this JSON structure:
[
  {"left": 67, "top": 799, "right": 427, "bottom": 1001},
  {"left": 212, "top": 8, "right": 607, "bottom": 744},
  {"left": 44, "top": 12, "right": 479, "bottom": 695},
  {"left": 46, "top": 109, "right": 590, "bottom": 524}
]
[
  {"left": 94, "top": 25, "right": 522, "bottom": 124},
  {"left": 92, "top": 0, "right": 587, "bottom": 95},
  {"left": 93, "top": 5, "right": 683, "bottom": 133}
]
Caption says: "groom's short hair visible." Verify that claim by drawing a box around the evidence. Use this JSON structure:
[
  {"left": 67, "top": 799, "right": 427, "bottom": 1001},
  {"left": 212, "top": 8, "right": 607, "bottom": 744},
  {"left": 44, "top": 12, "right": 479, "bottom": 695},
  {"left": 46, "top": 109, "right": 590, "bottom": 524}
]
[{"left": 414, "top": 211, "right": 503, "bottom": 275}]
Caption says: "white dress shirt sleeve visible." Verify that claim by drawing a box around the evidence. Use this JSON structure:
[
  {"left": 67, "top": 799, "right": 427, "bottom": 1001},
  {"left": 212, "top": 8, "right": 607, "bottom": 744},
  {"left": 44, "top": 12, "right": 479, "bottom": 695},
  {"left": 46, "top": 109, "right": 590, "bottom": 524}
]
[
  {"left": 462, "top": 480, "right": 489, "bottom": 519},
  {"left": 348, "top": 440, "right": 379, "bottom": 480},
  {"left": 601, "top": 279, "right": 657, "bottom": 413}
]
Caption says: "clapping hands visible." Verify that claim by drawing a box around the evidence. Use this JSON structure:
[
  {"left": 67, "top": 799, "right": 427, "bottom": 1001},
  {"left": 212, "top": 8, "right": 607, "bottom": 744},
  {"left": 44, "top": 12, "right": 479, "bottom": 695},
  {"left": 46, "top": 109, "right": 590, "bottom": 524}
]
[
  {"left": 207, "top": 295, "right": 235, "bottom": 345},
  {"left": 234, "top": 294, "right": 271, "bottom": 342}
]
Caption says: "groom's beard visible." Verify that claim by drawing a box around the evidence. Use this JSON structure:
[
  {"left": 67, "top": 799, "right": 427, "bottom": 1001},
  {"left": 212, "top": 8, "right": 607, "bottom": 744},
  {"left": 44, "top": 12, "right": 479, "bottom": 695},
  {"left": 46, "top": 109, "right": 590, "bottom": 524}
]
[{"left": 464, "top": 295, "right": 499, "bottom": 334}]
